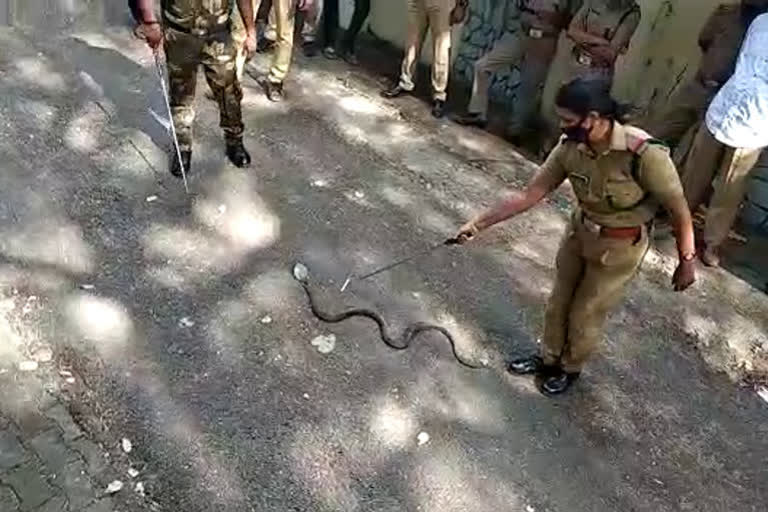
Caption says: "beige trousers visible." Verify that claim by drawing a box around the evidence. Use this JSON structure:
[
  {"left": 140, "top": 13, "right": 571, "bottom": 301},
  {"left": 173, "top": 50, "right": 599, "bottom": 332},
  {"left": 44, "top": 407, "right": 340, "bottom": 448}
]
[
  {"left": 681, "top": 124, "right": 763, "bottom": 248},
  {"left": 264, "top": 0, "right": 323, "bottom": 43},
  {"left": 398, "top": 0, "right": 454, "bottom": 101},
  {"left": 542, "top": 215, "right": 649, "bottom": 373}
]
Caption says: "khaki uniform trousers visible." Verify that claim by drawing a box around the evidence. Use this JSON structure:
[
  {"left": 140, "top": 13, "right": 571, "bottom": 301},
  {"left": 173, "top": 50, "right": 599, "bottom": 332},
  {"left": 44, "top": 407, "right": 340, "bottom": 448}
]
[
  {"left": 263, "top": 0, "right": 322, "bottom": 83},
  {"left": 646, "top": 79, "right": 718, "bottom": 164},
  {"left": 681, "top": 124, "right": 763, "bottom": 248},
  {"left": 541, "top": 214, "right": 649, "bottom": 373},
  {"left": 398, "top": 0, "right": 454, "bottom": 102},
  {"left": 164, "top": 27, "right": 245, "bottom": 151},
  {"left": 467, "top": 29, "right": 557, "bottom": 134},
  {"left": 230, "top": 0, "right": 259, "bottom": 81},
  {"left": 264, "top": 0, "right": 323, "bottom": 43}
]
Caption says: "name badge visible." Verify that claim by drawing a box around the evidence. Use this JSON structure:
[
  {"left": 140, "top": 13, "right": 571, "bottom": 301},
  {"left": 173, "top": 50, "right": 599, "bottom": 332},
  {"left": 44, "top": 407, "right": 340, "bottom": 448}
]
[
  {"left": 528, "top": 28, "right": 544, "bottom": 39},
  {"left": 577, "top": 52, "right": 593, "bottom": 66}
]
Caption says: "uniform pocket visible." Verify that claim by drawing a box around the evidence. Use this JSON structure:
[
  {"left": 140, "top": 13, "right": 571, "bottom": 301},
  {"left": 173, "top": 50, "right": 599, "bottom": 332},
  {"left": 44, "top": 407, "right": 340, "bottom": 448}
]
[{"left": 605, "top": 173, "right": 645, "bottom": 210}]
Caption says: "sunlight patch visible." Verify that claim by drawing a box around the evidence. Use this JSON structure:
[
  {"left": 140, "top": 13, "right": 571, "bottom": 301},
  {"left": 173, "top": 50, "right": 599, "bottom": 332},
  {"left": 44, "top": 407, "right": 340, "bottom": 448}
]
[
  {"left": 65, "top": 294, "right": 133, "bottom": 356},
  {"left": 369, "top": 397, "right": 416, "bottom": 448},
  {"left": 336, "top": 95, "right": 382, "bottom": 116},
  {"left": 13, "top": 58, "right": 66, "bottom": 92}
]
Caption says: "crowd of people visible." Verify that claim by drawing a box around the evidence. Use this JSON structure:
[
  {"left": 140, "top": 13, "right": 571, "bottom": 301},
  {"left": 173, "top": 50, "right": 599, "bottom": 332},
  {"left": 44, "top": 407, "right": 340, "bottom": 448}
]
[{"left": 128, "top": 0, "right": 768, "bottom": 395}]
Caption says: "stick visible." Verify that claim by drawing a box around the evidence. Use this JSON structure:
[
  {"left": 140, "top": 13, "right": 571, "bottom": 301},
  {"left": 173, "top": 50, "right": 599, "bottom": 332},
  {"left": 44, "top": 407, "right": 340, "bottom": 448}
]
[{"left": 153, "top": 52, "right": 189, "bottom": 194}]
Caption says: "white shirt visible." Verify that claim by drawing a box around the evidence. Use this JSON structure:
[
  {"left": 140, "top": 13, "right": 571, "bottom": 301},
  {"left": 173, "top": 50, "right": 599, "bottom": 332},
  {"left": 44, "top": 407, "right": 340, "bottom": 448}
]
[{"left": 706, "top": 13, "right": 768, "bottom": 149}]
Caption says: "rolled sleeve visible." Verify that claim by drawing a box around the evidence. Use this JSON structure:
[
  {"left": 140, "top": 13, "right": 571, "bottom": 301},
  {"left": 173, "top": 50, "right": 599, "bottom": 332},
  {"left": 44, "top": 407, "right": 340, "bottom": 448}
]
[{"left": 536, "top": 141, "right": 570, "bottom": 191}]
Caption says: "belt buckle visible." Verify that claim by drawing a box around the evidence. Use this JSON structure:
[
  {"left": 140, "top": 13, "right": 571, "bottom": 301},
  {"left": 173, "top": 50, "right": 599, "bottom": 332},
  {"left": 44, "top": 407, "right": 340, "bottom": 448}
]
[{"left": 529, "top": 28, "right": 544, "bottom": 39}]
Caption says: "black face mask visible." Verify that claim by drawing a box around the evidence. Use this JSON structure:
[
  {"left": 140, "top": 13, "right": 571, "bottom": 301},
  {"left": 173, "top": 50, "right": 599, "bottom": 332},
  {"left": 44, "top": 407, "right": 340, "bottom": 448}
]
[{"left": 563, "top": 117, "right": 590, "bottom": 143}]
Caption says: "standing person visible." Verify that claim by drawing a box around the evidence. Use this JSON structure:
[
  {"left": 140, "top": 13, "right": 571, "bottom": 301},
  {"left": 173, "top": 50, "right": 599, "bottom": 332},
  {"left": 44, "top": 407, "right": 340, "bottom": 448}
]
[
  {"left": 454, "top": 0, "right": 580, "bottom": 138},
  {"left": 319, "top": 0, "right": 372, "bottom": 64},
  {"left": 456, "top": 78, "right": 696, "bottom": 395},
  {"left": 259, "top": 0, "right": 321, "bottom": 58},
  {"left": 263, "top": 0, "right": 317, "bottom": 101},
  {"left": 380, "top": 0, "right": 469, "bottom": 119},
  {"left": 647, "top": 1, "right": 759, "bottom": 153},
  {"left": 134, "top": 0, "right": 257, "bottom": 176},
  {"left": 564, "top": 0, "right": 640, "bottom": 82},
  {"left": 679, "top": 9, "right": 768, "bottom": 267}
]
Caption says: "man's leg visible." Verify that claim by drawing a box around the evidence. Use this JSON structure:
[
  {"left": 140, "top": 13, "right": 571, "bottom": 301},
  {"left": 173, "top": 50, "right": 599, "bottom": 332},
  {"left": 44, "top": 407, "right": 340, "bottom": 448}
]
[
  {"left": 506, "top": 40, "right": 556, "bottom": 138},
  {"left": 163, "top": 28, "right": 202, "bottom": 175},
  {"left": 202, "top": 31, "right": 250, "bottom": 167},
  {"left": 426, "top": 0, "right": 452, "bottom": 104},
  {"left": 301, "top": 0, "right": 324, "bottom": 55},
  {"left": 464, "top": 31, "right": 524, "bottom": 120},
  {"left": 680, "top": 123, "right": 725, "bottom": 214},
  {"left": 341, "top": 0, "right": 371, "bottom": 57},
  {"left": 398, "top": 0, "right": 429, "bottom": 93},
  {"left": 702, "top": 146, "right": 763, "bottom": 263},
  {"left": 266, "top": 0, "right": 297, "bottom": 99}
]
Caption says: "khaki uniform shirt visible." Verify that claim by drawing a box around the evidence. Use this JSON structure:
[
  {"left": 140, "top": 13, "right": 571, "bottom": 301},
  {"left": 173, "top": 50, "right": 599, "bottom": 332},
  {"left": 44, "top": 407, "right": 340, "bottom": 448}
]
[
  {"left": 162, "top": 0, "right": 235, "bottom": 34},
  {"left": 539, "top": 123, "right": 685, "bottom": 227},
  {"left": 569, "top": 0, "right": 640, "bottom": 67},
  {"left": 697, "top": 4, "right": 748, "bottom": 86}
]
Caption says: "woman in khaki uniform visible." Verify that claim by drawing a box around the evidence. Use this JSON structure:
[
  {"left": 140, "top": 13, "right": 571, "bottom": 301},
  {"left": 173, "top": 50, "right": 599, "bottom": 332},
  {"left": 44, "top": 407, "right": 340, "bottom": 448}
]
[{"left": 456, "top": 79, "right": 696, "bottom": 396}]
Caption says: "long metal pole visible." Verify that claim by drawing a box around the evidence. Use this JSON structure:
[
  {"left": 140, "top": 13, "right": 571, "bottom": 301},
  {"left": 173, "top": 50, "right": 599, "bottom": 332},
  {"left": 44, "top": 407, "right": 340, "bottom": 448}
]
[{"left": 153, "top": 52, "right": 189, "bottom": 194}]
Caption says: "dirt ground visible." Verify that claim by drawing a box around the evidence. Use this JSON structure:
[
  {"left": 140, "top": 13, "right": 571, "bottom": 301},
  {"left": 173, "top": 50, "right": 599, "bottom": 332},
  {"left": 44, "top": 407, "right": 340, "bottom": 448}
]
[{"left": 1, "top": 12, "right": 767, "bottom": 512}]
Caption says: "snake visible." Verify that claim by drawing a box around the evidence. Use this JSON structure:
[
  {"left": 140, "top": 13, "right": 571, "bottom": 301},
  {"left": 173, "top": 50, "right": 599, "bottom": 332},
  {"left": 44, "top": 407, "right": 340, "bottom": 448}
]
[{"left": 293, "top": 263, "right": 485, "bottom": 370}]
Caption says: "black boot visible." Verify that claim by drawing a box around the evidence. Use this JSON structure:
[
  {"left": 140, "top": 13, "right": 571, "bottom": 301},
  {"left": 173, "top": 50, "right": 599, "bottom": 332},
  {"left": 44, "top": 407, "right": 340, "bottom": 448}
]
[
  {"left": 507, "top": 355, "right": 544, "bottom": 375},
  {"left": 453, "top": 112, "right": 488, "bottom": 128},
  {"left": 226, "top": 139, "right": 251, "bottom": 168},
  {"left": 381, "top": 85, "right": 409, "bottom": 99},
  {"left": 170, "top": 150, "right": 192, "bottom": 178},
  {"left": 432, "top": 99, "right": 446, "bottom": 118},
  {"left": 265, "top": 81, "right": 285, "bottom": 102},
  {"left": 539, "top": 370, "right": 580, "bottom": 396}
]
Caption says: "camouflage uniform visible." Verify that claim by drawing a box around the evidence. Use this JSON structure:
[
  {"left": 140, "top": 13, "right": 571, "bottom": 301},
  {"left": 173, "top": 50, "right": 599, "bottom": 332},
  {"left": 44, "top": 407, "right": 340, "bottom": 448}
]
[{"left": 162, "top": 0, "right": 245, "bottom": 151}]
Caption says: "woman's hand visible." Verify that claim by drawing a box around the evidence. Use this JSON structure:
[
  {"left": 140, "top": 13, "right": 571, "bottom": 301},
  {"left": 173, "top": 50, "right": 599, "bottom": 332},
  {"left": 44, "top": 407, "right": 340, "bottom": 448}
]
[{"left": 672, "top": 258, "right": 696, "bottom": 292}]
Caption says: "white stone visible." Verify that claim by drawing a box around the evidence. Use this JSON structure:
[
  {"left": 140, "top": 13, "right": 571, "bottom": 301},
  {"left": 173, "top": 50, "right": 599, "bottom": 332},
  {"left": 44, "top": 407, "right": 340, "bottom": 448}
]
[
  {"left": 106, "top": 480, "right": 124, "bottom": 494},
  {"left": 121, "top": 438, "right": 133, "bottom": 453},
  {"left": 310, "top": 334, "right": 336, "bottom": 354},
  {"left": 417, "top": 432, "right": 430, "bottom": 446},
  {"left": 18, "top": 361, "right": 39, "bottom": 372}
]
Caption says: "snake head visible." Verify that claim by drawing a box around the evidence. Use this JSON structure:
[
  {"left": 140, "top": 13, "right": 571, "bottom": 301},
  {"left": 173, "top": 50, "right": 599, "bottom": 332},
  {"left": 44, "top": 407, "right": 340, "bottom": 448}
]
[{"left": 292, "top": 262, "right": 310, "bottom": 284}]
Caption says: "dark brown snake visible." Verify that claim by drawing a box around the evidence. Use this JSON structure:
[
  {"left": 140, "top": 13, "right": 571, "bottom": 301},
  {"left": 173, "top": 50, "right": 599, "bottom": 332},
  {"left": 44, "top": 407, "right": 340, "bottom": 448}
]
[{"left": 293, "top": 263, "right": 485, "bottom": 370}]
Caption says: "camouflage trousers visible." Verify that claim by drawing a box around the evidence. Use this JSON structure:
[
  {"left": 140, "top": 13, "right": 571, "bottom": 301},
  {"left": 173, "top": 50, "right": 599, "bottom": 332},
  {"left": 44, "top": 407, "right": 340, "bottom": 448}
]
[{"left": 164, "top": 27, "right": 245, "bottom": 151}]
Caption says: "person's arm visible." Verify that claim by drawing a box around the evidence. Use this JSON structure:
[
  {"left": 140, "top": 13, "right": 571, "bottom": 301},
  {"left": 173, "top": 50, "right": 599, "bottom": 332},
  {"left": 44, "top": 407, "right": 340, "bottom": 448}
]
[
  {"left": 457, "top": 144, "right": 568, "bottom": 239},
  {"left": 567, "top": 5, "right": 608, "bottom": 46},
  {"left": 136, "top": 0, "right": 163, "bottom": 50},
  {"left": 637, "top": 146, "right": 696, "bottom": 291},
  {"left": 237, "top": 0, "right": 256, "bottom": 35}
]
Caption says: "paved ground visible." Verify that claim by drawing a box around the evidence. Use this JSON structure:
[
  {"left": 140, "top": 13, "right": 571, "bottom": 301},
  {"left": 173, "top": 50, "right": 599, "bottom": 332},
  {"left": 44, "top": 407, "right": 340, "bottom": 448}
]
[{"left": 1, "top": 15, "right": 768, "bottom": 512}]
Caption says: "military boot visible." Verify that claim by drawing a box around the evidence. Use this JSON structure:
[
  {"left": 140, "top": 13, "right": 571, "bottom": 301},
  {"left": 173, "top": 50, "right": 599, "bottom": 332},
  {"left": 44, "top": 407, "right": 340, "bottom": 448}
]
[
  {"left": 170, "top": 150, "right": 192, "bottom": 178},
  {"left": 226, "top": 139, "right": 251, "bottom": 168}
]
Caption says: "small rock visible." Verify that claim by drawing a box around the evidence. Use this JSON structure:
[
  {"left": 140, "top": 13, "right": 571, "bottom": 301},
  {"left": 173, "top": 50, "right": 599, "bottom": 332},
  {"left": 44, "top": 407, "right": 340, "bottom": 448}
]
[
  {"left": 121, "top": 438, "right": 133, "bottom": 453},
  {"left": 311, "top": 179, "right": 327, "bottom": 188},
  {"left": 292, "top": 263, "right": 309, "bottom": 283},
  {"left": 310, "top": 334, "right": 336, "bottom": 354},
  {"left": 218, "top": 204, "right": 227, "bottom": 214},
  {"left": 18, "top": 361, "right": 39, "bottom": 372},
  {"left": 526, "top": 506, "right": 535, "bottom": 512},
  {"left": 135, "top": 482, "right": 145, "bottom": 496},
  {"left": 260, "top": 315, "right": 273, "bottom": 325},
  {"left": 354, "top": 190, "right": 365, "bottom": 199},
  {"left": 146, "top": 195, "right": 158, "bottom": 202},
  {"left": 178, "top": 317, "right": 195, "bottom": 328},
  {"left": 302, "top": 393, "right": 310, "bottom": 400},
  {"left": 79, "top": 284, "right": 95, "bottom": 290},
  {"left": 128, "top": 468, "right": 139, "bottom": 478},
  {"left": 417, "top": 432, "right": 430, "bottom": 445},
  {"left": 106, "top": 480, "right": 124, "bottom": 494}
]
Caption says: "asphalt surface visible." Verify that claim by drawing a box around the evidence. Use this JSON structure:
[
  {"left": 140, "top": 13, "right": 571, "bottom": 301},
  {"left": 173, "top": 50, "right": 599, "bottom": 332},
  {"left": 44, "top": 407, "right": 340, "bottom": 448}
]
[{"left": 1, "top": 13, "right": 767, "bottom": 512}]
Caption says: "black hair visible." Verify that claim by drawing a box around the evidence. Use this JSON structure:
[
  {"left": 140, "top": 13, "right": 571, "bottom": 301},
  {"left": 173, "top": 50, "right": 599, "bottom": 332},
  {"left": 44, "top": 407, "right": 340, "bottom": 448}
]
[{"left": 555, "top": 78, "right": 633, "bottom": 122}]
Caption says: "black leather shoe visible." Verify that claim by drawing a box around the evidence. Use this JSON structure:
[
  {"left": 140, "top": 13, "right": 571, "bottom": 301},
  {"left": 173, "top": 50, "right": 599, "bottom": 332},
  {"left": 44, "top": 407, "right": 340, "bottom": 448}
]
[
  {"left": 539, "top": 370, "right": 580, "bottom": 396},
  {"left": 226, "top": 140, "right": 251, "bottom": 168},
  {"left": 432, "top": 99, "right": 446, "bottom": 118},
  {"left": 323, "top": 46, "right": 338, "bottom": 60},
  {"left": 381, "top": 85, "right": 408, "bottom": 99},
  {"left": 453, "top": 112, "right": 488, "bottom": 128},
  {"left": 265, "top": 81, "right": 285, "bottom": 102},
  {"left": 303, "top": 42, "right": 319, "bottom": 57},
  {"left": 507, "top": 356, "right": 544, "bottom": 375},
  {"left": 170, "top": 150, "right": 191, "bottom": 178}
]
